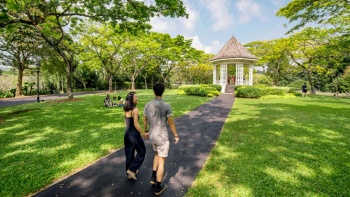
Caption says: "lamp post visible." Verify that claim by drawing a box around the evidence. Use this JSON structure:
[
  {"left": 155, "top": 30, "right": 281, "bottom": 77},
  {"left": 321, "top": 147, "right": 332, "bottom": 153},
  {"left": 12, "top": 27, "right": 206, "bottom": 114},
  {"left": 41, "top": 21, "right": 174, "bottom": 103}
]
[{"left": 35, "top": 61, "right": 41, "bottom": 103}]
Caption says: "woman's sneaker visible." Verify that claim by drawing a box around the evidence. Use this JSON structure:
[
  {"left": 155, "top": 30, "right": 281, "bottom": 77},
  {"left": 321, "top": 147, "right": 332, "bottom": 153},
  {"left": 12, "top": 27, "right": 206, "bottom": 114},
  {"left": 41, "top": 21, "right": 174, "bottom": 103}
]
[{"left": 154, "top": 184, "right": 167, "bottom": 196}]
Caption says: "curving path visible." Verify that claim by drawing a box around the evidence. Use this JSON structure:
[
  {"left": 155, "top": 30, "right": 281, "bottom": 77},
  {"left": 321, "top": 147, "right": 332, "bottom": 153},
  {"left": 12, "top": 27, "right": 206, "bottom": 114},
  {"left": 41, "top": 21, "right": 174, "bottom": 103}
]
[{"left": 32, "top": 93, "right": 235, "bottom": 197}]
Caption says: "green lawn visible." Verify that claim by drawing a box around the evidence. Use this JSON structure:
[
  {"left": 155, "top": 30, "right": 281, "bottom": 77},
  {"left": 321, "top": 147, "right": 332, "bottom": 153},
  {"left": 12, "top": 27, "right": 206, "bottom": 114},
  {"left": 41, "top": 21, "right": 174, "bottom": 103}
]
[
  {"left": 186, "top": 95, "right": 350, "bottom": 197},
  {"left": 0, "top": 89, "right": 212, "bottom": 197}
]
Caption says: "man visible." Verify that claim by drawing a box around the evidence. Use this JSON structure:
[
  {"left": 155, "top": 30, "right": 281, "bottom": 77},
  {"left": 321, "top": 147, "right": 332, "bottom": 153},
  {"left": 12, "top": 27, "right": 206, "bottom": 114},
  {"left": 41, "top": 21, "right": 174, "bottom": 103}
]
[
  {"left": 143, "top": 82, "right": 179, "bottom": 196},
  {"left": 302, "top": 83, "right": 307, "bottom": 97}
]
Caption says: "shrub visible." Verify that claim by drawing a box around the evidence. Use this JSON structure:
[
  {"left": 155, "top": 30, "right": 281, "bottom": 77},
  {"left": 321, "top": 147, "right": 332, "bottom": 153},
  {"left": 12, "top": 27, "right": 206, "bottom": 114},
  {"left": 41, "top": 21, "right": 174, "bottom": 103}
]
[
  {"left": 263, "top": 88, "right": 286, "bottom": 96},
  {"left": 200, "top": 84, "right": 222, "bottom": 92},
  {"left": 178, "top": 85, "right": 220, "bottom": 97},
  {"left": 235, "top": 86, "right": 263, "bottom": 98},
  {"left": 235, "top": 86, "right": 291, "bottom": 98},
  {"left": 0, "top": 90, "right": 14, "bottom": 98}
]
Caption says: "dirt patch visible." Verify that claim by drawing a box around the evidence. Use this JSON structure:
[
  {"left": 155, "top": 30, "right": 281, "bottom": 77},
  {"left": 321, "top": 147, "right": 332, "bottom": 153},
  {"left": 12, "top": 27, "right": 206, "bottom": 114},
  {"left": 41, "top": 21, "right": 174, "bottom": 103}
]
[
  {"left": 51, "top": 98, "right": 84, "bottom": 103},
  {"left": 0, "top": 116, "right": 4, "bottom": 124},
  {"left": 9, "top": 108, "right": 40, "bottom": 115}
]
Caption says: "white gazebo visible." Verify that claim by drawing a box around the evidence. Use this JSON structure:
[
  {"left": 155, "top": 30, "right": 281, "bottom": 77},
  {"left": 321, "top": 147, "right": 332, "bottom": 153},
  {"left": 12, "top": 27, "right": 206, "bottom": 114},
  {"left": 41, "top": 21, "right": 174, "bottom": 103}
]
[{"left": 210, "top": 36, "right": 258, "bottom": 93}]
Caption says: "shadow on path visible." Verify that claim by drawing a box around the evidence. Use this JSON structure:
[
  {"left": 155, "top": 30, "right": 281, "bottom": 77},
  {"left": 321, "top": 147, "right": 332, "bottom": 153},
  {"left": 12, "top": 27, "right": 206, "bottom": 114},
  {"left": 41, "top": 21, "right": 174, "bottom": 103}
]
[{"left": 32, "top": 93, "right": 235, "bottom": 197}]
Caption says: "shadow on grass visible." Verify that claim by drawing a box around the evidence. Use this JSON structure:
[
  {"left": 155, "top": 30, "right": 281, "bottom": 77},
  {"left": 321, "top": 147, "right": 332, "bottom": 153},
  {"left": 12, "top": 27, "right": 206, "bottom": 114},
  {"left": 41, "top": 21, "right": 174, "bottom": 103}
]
[
  {"left": 188, "top": 96, "right": 350, "bottom": 196},
  {"left": 0, "top": 89, "right": 214, "bottom": 197}
]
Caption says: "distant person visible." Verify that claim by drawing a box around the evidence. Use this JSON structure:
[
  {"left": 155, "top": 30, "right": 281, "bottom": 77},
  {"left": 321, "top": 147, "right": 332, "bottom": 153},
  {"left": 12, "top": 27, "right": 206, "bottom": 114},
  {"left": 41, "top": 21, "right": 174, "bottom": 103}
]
[
  {"left": 302, "top": 83, "right": 307, "bottom": 97},
  {"left": 346, "top": 91, "right": 349, "bottom": 97},
  {"left": 143, "top": 82, "right": 179, "bottom": 196},
  {"left": 104, "top": 94, "right": 112, "bottom": 107},
  {"left": 117, "top": 96, "right": 125, "bottom": 107},
  {"left": 123, "top": 92, "right": 148, "bottom": 180},
  {"left": 112, "top": 96, "right": 117, "bottom": 106}
]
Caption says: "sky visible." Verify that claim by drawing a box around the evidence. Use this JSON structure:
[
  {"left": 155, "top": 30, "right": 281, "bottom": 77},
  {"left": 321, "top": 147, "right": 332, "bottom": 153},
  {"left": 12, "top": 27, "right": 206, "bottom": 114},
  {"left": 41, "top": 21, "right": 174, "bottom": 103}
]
[{"left": 149, "top": 0, "right": 292, "bottom": 55}]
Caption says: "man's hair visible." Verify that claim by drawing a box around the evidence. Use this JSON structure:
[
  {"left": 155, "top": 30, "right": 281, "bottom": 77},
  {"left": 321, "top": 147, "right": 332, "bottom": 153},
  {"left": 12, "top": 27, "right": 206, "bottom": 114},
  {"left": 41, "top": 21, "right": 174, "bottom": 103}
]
[
  {"left": 153, "top": 82, "right": 165, "bottom": 96},
  {"left": 118, "top": 96, "right": 121, "bottom": 100}
]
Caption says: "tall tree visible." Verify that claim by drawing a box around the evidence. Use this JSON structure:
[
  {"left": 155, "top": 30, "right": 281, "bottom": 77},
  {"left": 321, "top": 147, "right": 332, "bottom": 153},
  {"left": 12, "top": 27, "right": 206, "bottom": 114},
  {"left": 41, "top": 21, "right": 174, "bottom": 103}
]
[
  {"left": 277, "top": 0, "right": 350, "bottom": 34},
  {"left": 79, "top": 23, "right": 126, "bottom": 92},
  {"left": 120, "top": 33, "right": 159, "bottom": 90},
  {"left": 0, "top": 24, "right": 41, "bottom": 96},
  {"left": 0, "top": 0, "right": 187, "bottom": 98}
]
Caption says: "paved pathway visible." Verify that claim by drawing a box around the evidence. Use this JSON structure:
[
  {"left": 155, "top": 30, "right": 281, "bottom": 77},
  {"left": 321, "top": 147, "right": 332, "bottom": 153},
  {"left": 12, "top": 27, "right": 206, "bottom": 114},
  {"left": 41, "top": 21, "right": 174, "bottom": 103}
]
[
  {"left": 30, "top": 93, "right": 235, "bottom": 197},
  {"left": 0, "top": 91, "right": 107, "bottom": 108}
]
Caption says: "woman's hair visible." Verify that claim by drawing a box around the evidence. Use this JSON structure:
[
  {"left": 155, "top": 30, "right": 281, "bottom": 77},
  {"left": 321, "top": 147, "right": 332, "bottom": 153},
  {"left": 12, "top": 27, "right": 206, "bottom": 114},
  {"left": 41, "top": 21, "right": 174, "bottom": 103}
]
[{"left": 123, "top": 92, "right": 136, "bottom": 111}]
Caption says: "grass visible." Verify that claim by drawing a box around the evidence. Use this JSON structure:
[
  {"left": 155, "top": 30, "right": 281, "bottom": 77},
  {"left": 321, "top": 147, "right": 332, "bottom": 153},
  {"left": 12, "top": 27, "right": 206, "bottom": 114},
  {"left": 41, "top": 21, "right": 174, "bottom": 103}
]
[
  {"left": 0, "top": 89, "right": 212, "bottom": 197},
  {"left": 186, "top": 95, "right": 350, "bottom": 197}
]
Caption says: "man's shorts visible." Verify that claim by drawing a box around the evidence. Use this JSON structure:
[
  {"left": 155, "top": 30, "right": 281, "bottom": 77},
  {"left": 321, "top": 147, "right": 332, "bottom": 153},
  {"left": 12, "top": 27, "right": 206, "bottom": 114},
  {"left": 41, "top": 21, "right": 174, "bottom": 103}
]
[{"left": 152, "top": 141, "right": 170, "bottom": 158}]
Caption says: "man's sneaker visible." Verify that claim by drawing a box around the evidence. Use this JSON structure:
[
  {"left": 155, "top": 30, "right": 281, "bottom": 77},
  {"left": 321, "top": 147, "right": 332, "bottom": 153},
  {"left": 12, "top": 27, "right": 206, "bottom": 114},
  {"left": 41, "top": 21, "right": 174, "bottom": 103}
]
[
  {"left": 154, "top": 184, "right": 167, "bottom": 196},
  {"left": 127, "top": 170, "right": 137, "bottom": 180},
  {"left": 150, "top": 175, "right": 156, "bottom": 187}
]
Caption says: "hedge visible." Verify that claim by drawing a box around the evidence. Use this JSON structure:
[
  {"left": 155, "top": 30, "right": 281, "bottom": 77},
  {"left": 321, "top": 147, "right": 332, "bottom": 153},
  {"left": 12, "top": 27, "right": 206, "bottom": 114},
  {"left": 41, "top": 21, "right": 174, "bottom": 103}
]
[{"left": 178, "top": 85, "right": 220, "bottom": 97}]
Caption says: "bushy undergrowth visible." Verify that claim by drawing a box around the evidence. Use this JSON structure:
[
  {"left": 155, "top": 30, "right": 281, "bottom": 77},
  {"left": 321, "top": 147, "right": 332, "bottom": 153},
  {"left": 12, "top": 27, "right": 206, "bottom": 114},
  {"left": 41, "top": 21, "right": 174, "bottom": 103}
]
[
  {"left": 235, "top": 85, "right": 291, "bottom": 98},
  {"left": 178, "top": 84, "right": 220, "bottom": 97}
]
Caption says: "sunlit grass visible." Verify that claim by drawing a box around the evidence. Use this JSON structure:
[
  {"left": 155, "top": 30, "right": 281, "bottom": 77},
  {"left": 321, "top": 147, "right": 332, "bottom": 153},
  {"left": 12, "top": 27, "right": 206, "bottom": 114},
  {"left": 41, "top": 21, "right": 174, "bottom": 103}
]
[
  {"left": 186, "top": 96, "right": 350, "bottom": 197},
  {"left": 0, "top": 89, "right": 212, "bottom": 197}
]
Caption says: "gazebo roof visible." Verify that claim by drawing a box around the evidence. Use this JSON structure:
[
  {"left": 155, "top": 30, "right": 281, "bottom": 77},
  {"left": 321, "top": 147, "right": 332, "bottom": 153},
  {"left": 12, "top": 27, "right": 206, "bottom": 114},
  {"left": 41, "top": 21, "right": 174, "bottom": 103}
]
[{"left": 210, "top": 36, "right": 257, "bottom": 62}]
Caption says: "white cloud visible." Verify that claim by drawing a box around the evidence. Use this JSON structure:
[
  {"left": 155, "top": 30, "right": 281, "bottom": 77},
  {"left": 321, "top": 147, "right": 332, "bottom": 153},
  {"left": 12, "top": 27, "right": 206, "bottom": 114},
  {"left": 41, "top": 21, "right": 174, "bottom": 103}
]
[
  {"left": 187, "top": 35, "right": 212, "bottom": 54},
  {"left": 181, "top": 2, "right": 199, "bottom": 31},
  {"left": 201, "top": 0, "right": 234, "bottom": 31},
  {"left": 236, "top": 0, "right": 263, "bottom": 23},
  {"left": 150, "top": 17, "right": 177, "bottom": 33}
]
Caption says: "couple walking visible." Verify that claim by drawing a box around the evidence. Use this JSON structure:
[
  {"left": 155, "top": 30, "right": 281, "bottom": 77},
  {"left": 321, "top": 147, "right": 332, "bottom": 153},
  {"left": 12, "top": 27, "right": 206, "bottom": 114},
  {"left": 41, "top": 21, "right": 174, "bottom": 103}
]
[{"left": 123, "top": 82, "right": 179, "bottom": 196}]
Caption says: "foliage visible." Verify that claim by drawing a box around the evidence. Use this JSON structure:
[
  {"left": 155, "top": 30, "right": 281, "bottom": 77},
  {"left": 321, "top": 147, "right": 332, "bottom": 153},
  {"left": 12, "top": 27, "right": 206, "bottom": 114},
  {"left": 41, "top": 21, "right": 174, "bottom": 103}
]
[
  {"left": 253, "top": 73, "right": 273, "bottom": 86},
  {"left": 235, "top": 86, "right": 263, "bottom": 98},
  {"left": 200, "top": 84, "right": 222, "bottom": 92},
  {"left": 178, "top": 85, "right": 220, "bottom": 97},
  {"left": 276, "top": 0, "right": 350, "bottom": 34},
  {"left": 0, "top": 90, "right": 13, "bottom": 98},
  {"left": 235, "top": 86, "right": 287, "bottom": 98}
]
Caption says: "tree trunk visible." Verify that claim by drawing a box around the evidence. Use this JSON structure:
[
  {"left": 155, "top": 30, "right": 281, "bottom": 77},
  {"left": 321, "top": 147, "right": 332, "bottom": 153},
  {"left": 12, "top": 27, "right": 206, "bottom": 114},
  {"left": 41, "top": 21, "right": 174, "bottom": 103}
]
[
  {"left": 66, "top": 63, "right": 73, "bottom": 99},
  {"left": 15, "top": 68, "right": 24, "bottom": 97},
  {"left": 131, "top": 76, "right": 135, "bottom": 90},
  {"left": 109, "top": 75, "right": 113, "bottom": 93},
  {"left": 144, "top": 75, "right": 148, "bottom": 89}
]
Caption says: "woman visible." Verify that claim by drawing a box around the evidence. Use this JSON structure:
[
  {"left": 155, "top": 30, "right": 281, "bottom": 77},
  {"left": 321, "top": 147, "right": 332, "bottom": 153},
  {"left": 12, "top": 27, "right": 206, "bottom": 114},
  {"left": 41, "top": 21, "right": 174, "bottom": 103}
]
[{"left": 123, "top": 92, "right": 148, "bottom": 180}]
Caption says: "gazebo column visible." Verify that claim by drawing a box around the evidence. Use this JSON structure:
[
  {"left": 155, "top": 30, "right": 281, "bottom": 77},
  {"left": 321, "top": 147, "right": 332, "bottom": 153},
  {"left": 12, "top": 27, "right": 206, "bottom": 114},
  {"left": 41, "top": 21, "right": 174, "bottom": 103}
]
[
  {"left": 249, "top": 65, "right": 254, "bottom": 85},
  {"left": 220, "top": 63, "right": 227, "bottom": 92},
  {"left": 213, "top": 64, "right": 217, "bottom": 84},
  {"left": 236, "top": 63, "right": 244, "bottom": 85}
]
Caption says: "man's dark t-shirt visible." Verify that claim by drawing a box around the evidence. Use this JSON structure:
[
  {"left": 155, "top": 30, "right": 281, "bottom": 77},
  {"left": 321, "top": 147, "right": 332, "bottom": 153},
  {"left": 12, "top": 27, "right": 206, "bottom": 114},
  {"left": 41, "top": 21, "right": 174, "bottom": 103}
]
[{"left": 302, "top": 84, "right": 307, "bottom": 93}]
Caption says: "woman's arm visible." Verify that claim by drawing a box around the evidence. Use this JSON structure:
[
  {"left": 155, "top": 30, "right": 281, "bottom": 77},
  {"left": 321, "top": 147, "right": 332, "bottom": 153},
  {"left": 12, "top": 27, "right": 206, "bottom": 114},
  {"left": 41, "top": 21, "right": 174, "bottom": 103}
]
[{"left": 133, "top": 108, "right": 149, "bottom": 139}]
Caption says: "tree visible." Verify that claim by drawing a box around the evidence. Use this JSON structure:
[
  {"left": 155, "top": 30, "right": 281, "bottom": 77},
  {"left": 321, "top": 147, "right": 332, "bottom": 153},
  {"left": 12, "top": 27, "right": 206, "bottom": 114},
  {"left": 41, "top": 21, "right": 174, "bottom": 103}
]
[
  {"left": 0, "top": 24, "right": 41, "bottom": 96},
  {"left": 0, "top": 0, "right": 187, "bottom": 98},
  {"left": 245, "top": 38, "right": 294, "bottom": 86},
  {"left": 277, "top": 0, "right": 350, "bottom": 34},
  {"left": 288, "top": 27, "right": 342, "bottom": 93},
  {"left": 79, "top": 23, "right": 126, "bottom": 92},
  {"left": 120, "top": 32, "right": 159, "bottom": 90}
]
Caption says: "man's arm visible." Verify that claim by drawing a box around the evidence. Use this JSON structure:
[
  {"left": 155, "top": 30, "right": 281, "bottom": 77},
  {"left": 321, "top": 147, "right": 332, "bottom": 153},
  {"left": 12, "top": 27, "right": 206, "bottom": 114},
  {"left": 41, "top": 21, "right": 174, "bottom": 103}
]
[{"left": 167, "top": 117, "right": 179, "bottom": 143}]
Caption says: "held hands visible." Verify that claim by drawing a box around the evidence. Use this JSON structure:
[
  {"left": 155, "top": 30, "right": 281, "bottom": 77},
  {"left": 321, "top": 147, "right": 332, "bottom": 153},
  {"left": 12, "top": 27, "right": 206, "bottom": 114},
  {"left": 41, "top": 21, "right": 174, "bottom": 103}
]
[
  {"left": 174, "top": 136, "right": 179, "bottom": 144},
  {"left": 142, "top": 131, "right": 149, "bottom": 139}
]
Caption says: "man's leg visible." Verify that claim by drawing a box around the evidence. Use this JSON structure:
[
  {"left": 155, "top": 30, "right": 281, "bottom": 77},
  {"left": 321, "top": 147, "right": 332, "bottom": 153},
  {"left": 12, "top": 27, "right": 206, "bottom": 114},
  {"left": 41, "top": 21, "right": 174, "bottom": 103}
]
[
  {"left": 150, "top": 153, "right": 159, "bottom": 186},
  {"left": 156, "top": 156, "right": 165, "bottom": 183},
  {"left": 155, "top": 156, "right": 167, "bottom": 195}
]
